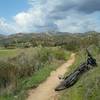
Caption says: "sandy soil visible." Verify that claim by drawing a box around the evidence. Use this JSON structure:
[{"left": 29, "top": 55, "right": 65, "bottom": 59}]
[{"left": 27, "top": 53, "right": 75, "bottom": 100}]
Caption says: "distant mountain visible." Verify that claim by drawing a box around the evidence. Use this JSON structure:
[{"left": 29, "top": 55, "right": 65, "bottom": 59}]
[
  {"left": 0, "top": 34, "right": 6, "bottom": 38},
  {"left": 0, "top": 31, "right": 99, "bottom": 47}
]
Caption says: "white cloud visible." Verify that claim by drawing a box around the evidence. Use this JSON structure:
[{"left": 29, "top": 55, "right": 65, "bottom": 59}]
[
  {"left": 0, "top": 0, "right": 100, "bottom": 34},
  {"left": 0, "top": 18, "right": 17, "bottom": 34},
  {"left": 56, "top": 11, "right": 100, "bottom": 33}
]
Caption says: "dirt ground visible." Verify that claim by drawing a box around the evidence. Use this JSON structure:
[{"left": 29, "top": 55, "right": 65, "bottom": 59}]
[{"left": 27, "top": 53, "right": 75, "bottom": 100}]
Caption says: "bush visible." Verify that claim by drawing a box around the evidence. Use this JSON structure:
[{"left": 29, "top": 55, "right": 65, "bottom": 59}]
[
  {"left": 0, "top": 61, "right": 17, "bottom": 94},
  {"left": 0, "top": 46, "right": 69, "bottom": 96}
]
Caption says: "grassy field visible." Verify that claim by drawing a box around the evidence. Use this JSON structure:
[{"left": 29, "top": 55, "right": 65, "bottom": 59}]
[
  {"left": 0, "top": 46, "right": 70, "bottom": 100},
  {"left": 59, "top": 45, "right": 100, "bottom": 100},
  {"left": 0, "top": 49, "right": 20, "bottom": 57}
]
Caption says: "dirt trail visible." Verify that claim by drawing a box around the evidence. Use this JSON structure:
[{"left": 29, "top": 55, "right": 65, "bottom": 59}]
[{"left": 27, "top": 53, "right": 75, "bottom": 100}]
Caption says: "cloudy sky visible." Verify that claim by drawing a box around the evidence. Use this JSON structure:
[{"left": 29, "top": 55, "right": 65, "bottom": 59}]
[{"left": 0, "top": 0, "right": 100, "bottom": 34}]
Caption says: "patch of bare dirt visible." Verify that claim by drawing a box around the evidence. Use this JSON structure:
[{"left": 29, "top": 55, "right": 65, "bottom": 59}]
[{"left": 27, "top": 53, "right": 75, "bottom": 100}]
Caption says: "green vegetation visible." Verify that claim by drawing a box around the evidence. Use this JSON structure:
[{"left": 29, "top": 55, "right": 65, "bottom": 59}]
[
  {"left": 0, "top": 31, "right": 99, "bottom": 51},
  {"left": 0, "top": 49, "right": 20, "bottom": 57},
  {"left": 0, "top": 31, "right": 100, "bottom": 100},
  {"left": 59, "top": 45, "right": 100, "bottom": 100},
  {"left": 0, "top": 46, "right": 70, "bottom": 100}
]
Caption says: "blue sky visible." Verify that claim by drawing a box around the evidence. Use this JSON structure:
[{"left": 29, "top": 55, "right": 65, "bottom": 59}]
[
  {"left": 0, "top": 0, "right": 100, "bottom": 34},
  {"left": 0, "top": 0, "right": 29, "bottom": 20}
]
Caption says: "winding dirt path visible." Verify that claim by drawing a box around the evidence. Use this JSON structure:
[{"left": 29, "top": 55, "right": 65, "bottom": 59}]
[{"left": 27, "top": 53, "right": 75, "bottom": 100}]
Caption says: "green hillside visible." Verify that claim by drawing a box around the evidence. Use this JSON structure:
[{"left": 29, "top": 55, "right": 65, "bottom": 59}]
[
  {"left": 59, "top": 45, "right": 100, "bottom": 100},
  {"left": 0, "top": 46, "right": 70, "bottom": 100},
  {"left": 0, "top": 32, "right": 100, "bottom": 100}
]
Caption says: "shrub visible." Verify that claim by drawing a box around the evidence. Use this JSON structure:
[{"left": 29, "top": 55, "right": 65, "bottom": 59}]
[{"left": 0, "top": 46, "right": 69, "bottom": 95}]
